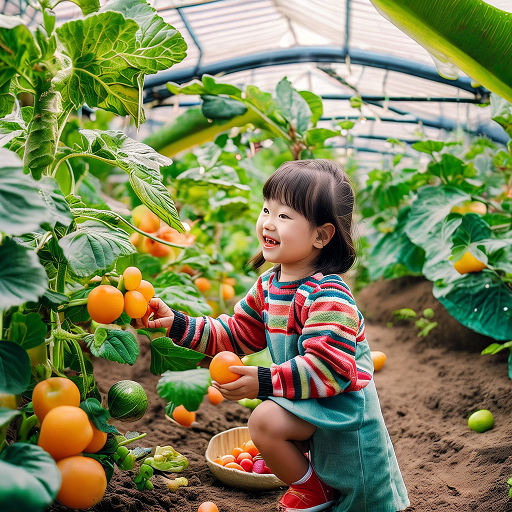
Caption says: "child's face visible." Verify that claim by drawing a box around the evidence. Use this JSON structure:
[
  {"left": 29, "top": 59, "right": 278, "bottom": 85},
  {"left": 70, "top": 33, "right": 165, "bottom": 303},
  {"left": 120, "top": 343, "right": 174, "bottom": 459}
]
[{"left": 256, "top": 199, "right": 320, "bottom": 272}]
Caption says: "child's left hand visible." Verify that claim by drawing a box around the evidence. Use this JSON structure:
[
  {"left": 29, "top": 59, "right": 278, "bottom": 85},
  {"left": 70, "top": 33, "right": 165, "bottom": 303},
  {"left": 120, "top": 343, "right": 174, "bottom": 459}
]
[{"left": 212, "top": 366, "right": 259, "bottom": 401}]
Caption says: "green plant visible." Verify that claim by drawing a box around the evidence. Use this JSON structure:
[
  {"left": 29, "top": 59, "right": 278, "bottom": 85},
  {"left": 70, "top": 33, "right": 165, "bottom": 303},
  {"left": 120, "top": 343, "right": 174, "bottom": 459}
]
[{"left": 391, "top": 308, "right": 438, "bottom": 337}]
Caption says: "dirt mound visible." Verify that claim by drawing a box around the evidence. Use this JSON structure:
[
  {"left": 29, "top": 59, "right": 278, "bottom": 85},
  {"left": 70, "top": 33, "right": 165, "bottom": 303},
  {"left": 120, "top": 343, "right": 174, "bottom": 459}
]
[{"left": 49, "top": 277, "right": 512, "bottom": 512}]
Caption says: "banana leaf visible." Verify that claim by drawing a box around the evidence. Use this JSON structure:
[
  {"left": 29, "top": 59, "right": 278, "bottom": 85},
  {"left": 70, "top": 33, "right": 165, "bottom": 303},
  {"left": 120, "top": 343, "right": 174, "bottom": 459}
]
[{"left": 370, "top": 0, "right": 512, "bottom": 102}]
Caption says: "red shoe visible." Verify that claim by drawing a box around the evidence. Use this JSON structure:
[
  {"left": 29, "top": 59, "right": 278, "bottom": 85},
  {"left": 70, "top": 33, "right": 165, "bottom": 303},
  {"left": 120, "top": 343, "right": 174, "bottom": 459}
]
[{"left": 278, "top": 468, "right": 337, "bottom": 512}]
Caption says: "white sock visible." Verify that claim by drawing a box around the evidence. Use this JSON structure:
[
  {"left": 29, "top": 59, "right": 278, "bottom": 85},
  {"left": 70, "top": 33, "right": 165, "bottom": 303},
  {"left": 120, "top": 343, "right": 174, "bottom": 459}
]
[{"left": 292, "top": 463, "right": 312, "bottom": 485}]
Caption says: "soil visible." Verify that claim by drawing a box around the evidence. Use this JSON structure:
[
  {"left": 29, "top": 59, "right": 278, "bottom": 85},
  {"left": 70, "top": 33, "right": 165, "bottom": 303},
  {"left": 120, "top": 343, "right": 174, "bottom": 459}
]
[{"left": 49, "top": 276, "right": 512, "bottom": 512}]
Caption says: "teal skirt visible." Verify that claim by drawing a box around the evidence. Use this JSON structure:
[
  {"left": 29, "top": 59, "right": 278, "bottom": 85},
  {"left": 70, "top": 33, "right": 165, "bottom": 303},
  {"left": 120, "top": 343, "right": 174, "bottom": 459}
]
[{"left": 269, "top": 379, "right": 409, "bottom": 512}]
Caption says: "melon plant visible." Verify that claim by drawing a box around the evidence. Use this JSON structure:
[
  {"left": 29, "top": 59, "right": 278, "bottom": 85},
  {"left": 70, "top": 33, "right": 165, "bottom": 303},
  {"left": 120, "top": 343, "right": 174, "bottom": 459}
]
[{"left": 108, "top": 380, "right": 148, "bottom": 422}]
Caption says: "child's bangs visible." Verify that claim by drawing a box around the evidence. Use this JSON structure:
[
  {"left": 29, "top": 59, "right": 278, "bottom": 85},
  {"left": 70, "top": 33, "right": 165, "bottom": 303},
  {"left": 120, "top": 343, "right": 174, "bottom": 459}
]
[{"left": 262, "top": 165, "right": 320, "bottom": 222}]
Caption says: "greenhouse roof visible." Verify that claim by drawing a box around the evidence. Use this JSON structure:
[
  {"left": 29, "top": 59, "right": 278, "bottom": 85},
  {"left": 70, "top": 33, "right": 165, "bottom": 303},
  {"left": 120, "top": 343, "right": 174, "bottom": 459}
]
[{"left": 6, "top": 0, "right": 512, "bottom": 165}]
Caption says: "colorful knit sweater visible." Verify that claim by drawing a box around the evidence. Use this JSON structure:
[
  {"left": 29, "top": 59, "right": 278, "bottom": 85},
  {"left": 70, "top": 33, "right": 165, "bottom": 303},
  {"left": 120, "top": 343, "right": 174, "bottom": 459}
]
[{"left": 169, "top": 270, "right": 373, "bottom": 400}]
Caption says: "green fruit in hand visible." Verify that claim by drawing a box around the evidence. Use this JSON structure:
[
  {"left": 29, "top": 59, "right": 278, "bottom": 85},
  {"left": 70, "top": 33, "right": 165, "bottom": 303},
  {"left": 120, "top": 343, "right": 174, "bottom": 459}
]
[
  {"left": 108, "top": 380, "right": 148, "bottom": 422},
  {"left": 468, "top": 409, "right": 494, "bottom": 433},
  {"left": 241, "top": 348, "right": 273, "bottom": 368},
  {"left": 238, "top": 398, "right": 262, "bottom": 410}
]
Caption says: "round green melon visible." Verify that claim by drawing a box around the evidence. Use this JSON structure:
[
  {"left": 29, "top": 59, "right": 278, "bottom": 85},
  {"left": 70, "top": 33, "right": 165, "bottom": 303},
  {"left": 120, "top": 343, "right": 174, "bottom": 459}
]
[{"left": 107, "top": 380, "right": 148, "bottom": 422}]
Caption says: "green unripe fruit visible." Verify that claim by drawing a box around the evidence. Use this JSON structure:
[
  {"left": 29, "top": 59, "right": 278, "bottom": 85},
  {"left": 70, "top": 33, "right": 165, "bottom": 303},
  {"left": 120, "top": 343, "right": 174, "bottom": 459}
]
[
  {"left": 468, "top": 409, "right": 494, "bottom": 433},
  {"left": 107, "top": 380, "right": 148, "bottom": 422}
]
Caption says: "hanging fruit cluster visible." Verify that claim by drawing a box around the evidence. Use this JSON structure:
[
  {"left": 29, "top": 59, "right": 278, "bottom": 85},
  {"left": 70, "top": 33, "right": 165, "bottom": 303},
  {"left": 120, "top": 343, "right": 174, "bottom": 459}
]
[{"left": 87, "top": 267, "right": 155, "bottom": 325}]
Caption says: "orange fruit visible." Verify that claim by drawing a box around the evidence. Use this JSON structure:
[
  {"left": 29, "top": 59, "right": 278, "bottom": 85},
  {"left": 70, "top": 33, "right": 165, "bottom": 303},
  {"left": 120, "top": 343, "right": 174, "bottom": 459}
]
[
  {"left": 219, "top": 455, "right": 235, "bottom": 465},
  {"left": 207, "top": 386, "right": 224, "bottom": 405},
  {"left": 138, "top": 210, "right": 160, "bottom": 233},
  {"left": 243, "top": 439, "right": 259, "bottom": 458},
  {"left": 83, "top": 423, "right": 108, "bottom": 454},
  {"left": 223, "top": 277, "right": 236, "bottom": 286},
  {"left": 172, "top": 404, "right": 196, "bottom": 427},
  {"left": 221, "top": 284, "right": 235, "bottom": 300},
  {"left": 195, "top": 277, "right": 211, "bottom": 292},
  {"left": 135, "top": 280, "right": 155, "bottom": 303},
  {"left": 371, "top": 351, "right": 387, "bottom": 371},
  {"left": 87, "top": 285, "right": 124, "bottom": 325},
  {"left": 32, "top": 377, "right": 81, "bottom": 423},
  {"left": 231, "top": 447, "right": 243, "bottom": 459},
  {"left": 209, "top": 351, "right": 244, "bottom": 384},
  {"left": 453, "top": 251, "right": 487, "bottom": 275},
  {"left": 123, "top": 266, "right": 142, "bottom": 291},
  {"left": 224, "top": 462, "right": 245, "bottom": 471},
  {"left": 124, "top": 290, "right": 148, "bottom": 319},
  {"left": 198, "top": 503, "right": 219, "bottom": 512}
]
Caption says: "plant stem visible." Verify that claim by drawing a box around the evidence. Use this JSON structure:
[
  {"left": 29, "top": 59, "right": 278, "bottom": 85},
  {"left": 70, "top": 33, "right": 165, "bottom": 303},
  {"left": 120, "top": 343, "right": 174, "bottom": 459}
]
[
  {"left": 17, "top": 413, "right": 39, "bottom": 442},
  {"left": 118, "top": 433, "right": 147, "bottom": 446}
]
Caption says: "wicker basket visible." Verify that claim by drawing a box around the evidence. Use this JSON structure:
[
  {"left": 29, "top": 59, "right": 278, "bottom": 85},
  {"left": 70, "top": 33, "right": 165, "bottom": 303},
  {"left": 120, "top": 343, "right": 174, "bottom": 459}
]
[{"left": 205, "top": 426, "right": 286, "bottom": 492}]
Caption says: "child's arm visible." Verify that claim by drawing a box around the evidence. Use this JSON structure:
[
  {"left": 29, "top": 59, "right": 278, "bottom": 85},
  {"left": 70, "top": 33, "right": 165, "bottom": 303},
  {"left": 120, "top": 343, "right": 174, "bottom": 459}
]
[{"left": 258, "top": 282, "right": 371, "bottom": 400}]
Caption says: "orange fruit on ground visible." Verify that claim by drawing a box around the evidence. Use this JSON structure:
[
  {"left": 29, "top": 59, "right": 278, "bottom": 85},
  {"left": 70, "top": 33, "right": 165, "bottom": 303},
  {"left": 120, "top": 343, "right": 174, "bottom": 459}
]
[
  {"left": 371, "top": 351, "right": 387, "bottom": 371},
  {"left": 138, "top": 210, "right": 160, "bottom": 233},
  {"left": 453, "top": 250, "right": 487, "bottom": 275},
  {"left": 38, "top": 406, "right": 93, "bottom": 461},
  {"left": 195, "top": 277, "right": 211, "bottom": 292},
  {"left": 57, "top": 455, "right": 107, "bottom": 509},
  {"left": 198, "top": 502, "right": 219, "bottom": 512},
  {"left": 209, "top": 351, "right": 244, "bottom": 384},
  {"left": 83, "top": 423, "right": 108, "bottom": 454},
  {"left": 123, "top": 266, "right": 142, "bottom": 291},
  {"left": 87, "top": 285, "right": 125, "bottom": 324},
  {"left": 221, "top": 283, "right": 235, "bottom": 300},
  {"left": 172, "top": 404, "right": 196, "bottom": 427},
  {"left": 207, "top": 386, "right": 224, "bottom": 405},
  {"left": 135, "top": 280, "right": 155, "bottom": 303},
  {"left": 32, "top": 377, "right": 81, "bottom": 423},
  {"left": 124, "top": 290, "right": 148, "bottom": 319}
]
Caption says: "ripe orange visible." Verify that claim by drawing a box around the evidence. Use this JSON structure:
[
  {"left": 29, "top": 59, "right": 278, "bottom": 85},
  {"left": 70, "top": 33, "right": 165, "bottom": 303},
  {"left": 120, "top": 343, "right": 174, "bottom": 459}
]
[
  {"left": 221, "top": 284, "right": 235, "bottom": 301},
  {"left": 123, "top": 266, "right": 142, "bottom": 291},
  {"left": 138, "top": 210, "right": 160, "bottom": 233},
  {"left": 207, "top": 386, "right": 224, "bottom": 405},
  {"left": 198, "top": 502, "right": 219, "bottom": 512},
  {"left": 172, "top": 404, "right": 196, "bottom": 427},
  {"left": 371, "top": 351, "right": 387, "bottom": 371},
  {"left": 83, "top": 423, "right": 108, "bottom": 454},
  {"left": 87, "top": 285, "right": 124, "bottom": 325},
  {"left": 135, "top": 280, "right": 155, "bottom": 303},
  {"left": 243, "top": 439, "right": 259, "bottom": 458},
  {"left": 124, "top": 290, "right": 148, "bottom": 319},
  {"left": 209, "top": 351, "right": 244, "bottom": 384},
  {"left": 453, "top": 251, "right": 486, "bottom": 275},
  {"left": 195, "top": 277, "right": 211, "bottom": 292}
]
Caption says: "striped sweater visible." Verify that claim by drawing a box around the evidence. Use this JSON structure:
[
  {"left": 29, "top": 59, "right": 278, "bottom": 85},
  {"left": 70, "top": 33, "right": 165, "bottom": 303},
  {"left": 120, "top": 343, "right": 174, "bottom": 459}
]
[{"left": 169, "top": 270, "right": 373, "bottom": 400}]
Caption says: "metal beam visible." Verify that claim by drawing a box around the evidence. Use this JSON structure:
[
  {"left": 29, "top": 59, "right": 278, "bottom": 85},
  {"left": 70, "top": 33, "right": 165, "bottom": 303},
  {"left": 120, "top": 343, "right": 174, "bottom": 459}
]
[{"left": 143, "top": 46, "right": 486, "bottom": 98}]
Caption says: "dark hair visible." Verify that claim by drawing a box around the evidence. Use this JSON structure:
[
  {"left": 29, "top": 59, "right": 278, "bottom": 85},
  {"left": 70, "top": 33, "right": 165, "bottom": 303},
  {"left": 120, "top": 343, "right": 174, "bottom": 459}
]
[{"left": 249, "top": 159, "right": 356, "bottom": 275}]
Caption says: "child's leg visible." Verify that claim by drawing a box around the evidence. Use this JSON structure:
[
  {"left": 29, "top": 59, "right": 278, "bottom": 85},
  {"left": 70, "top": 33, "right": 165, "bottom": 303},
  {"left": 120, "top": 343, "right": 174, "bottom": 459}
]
[{"left": 248, "top": 400, "right": 316, "bottom": 485}]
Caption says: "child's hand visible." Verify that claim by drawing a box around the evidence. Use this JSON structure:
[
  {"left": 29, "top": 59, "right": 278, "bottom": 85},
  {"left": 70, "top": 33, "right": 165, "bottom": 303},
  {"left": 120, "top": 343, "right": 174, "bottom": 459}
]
[
  {"left": 131, "top": 298, "right": 175, "bottom": 331},
  {"left": 212, "top": 366, "right": 259, "bottom": 401}
]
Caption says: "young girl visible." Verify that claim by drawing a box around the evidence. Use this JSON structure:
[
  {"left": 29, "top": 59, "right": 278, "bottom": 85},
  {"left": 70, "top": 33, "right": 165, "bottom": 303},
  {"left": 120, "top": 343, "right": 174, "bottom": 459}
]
[{"left": 140, "top": 160, "right": 409, "bottom": 512}]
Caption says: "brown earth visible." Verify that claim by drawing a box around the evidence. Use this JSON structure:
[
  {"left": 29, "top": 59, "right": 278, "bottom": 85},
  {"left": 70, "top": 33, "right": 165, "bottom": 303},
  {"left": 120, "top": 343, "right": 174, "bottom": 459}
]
[{"left": 49, "top": 276, "right": 512, "bottom": 512}]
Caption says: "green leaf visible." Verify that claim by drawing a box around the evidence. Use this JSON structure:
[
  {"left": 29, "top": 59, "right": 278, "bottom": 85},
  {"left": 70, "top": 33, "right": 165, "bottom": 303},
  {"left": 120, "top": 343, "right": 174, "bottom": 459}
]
[
  {"left": 8, "top": 312, "right": 47, "bottom": 350},
  {"left": 304, "top": 128, "right": 339, "bottom": 148},
  {"left": 38, "top": 177, "right": 73, "bottom": 228},
  {"left": 276, "top": 78, "right": 312, "bottom": 135},
  {"left": 0, "top": 406, "right": 21, "bottom": 428},
  {"left": 59, "top": 220, "right": 135, "bottom": 278},
  {"left": 176, "top": 165, "right": 250, "bottom": 191},
  {"left": 100, "top": 0, "right": 187, "bottom": 71},
  {"left": 77, "top": 130, "right": 182, "bottom": 231},
  {"left": 0, "top": 105, "right": 28, "bottom": 148},
  {"left": 194, "top": 142, "right": 222, "bottom": 170},
  {"left": 405, "top": 185, "right": 470, "bottom": 246},
  {"left": 370, "top": 0, "right": 512, "bottom": 102},
  {"left": 451, "top": 213, "right": 492, "bottom": 249},
  {"left": 299, "top": 91, "right": 323, "bottom": 126},
  {"left": 0, "top": 340, "right": 31, "bottom": 394},
  {"left": 481, "top": 341, "right": 512, "bottom": 355},
  {"left": 150, "top": 337, "right": 204, "bottom": 375},
  {"left": 0, "top": 150, "right": 54, "bottom": 235},
  {"left": 490, "top": 93, "right": 512, "bottom": 138},
  {"left": 156, "top": 368, "right": 210, "bottom": 412},
  {"left": 201, "top": 95, "right": 248, "bottom": 120},
  {"left": 167, "top": 75, "right": 242, "bottom": 98},
  {"left": 0, "top": 238, "right": 48, "bottom": 309},
  {"left": 153, "top": 272, "right": 212, "bottom": 316},
  {"left": 339, "top": 120, "right": 355, "bottom": 130},
  {"left": 0, "top": 443, "right": 61, "bottom": 512},
  {"left": 80, "top": 398, "right": 119, "bottom": 434},
  {"left": 85, "top": 329, "right": 139, "bottom": 365},
  {"left": 434, "top": 271, "right": 512, "bottom": 340},
  {"left": 428, "top": 154, "right": 476, "bottom": 183},
  {"left": 69, "top": 0, "right": 100, "bottom": 15},
  {"left": 411, "top": 140, "right": 445, "bottom": 155}
]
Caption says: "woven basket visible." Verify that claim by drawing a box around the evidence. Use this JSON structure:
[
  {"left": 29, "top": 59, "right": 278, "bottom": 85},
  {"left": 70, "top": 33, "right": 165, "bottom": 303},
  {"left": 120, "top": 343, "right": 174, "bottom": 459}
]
[{"left": 205, "top": 426, "right": 286, "bottom": 492}]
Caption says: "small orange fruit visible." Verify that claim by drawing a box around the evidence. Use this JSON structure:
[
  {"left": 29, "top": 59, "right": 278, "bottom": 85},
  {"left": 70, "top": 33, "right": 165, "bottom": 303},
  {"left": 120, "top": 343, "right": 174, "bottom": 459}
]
[
  {"left": 195, "top": 277, "right": 211, "bottom": 292},
  {"left": 83, "top": 423, "right": 108, "bottom": 454},
  {"left": 198, "top": 502, "right": 219, "bottom": 512},
  {"left": 172, "top": 404, "right": 196, "bottom": 427},
  {"left": 243, "top": 439, "right": 259, "bottom": 458},
  {"left": 453, "top": 251, "right": 487, "bottom": 275},
  {"left": 209, "top": 351, "right": 244, "bottom": 385},
  {"left": 207, "top": 386, "right": 224, "bottom": 405},
  {"left": 123, "top": 266, "right": 142, "bottom": 291},
  {"left": 124, "top": 290, "right": 148, "bottom": 319},
  {"left": 221, "top": 284, "right": 235, "bottom": 300},
  {"left": 135, "top": 280, "right": 155, "bottom": 302},
  {"left": 87, "top": 285, "right": 124, "bottom": 325},
  {"left": 371, "top": 351, "right": 387, "bottom": 371}
]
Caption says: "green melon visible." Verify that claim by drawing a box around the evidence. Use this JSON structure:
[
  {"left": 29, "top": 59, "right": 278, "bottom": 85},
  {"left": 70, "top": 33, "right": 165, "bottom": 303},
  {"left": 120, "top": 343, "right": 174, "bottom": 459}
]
[{"left": 107, "top": 380, "right": 148, "bottom": 422}]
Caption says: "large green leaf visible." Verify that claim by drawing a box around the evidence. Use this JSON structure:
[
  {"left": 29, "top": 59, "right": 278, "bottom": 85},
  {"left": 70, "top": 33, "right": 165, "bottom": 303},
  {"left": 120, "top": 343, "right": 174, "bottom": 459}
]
[
  {"left": 0, "top": 340, "right": 31, "bottom": 394},
  {"left": 276, "top": 78, "right": 312, "bottom": 135},
  {"left": 0, "top": 150, "right": 53, "bottom": 235},
  {"left": 0, "top": 443, "right": 61, "bottom": 512},
  {"left": 58, "top": 220, "right": 135, "bottom": 278},
  {"left": 69, "top": 0, "right": 100, "bottom": 15},
  {"left": 38, "top": 177, "right": 73, "bottom": 228},
  {"left": 150, "top": 337, "right": 205, "bottom": 375},
  {"left": 434, "top": 271, "right": 512, "bottom": 341},
  {"left": 99, "top": 0, "right": 187, "bottom": 71},
  {"left": 0, "top": 238, "right": 48, "bottom": 309},
  {"left": 85, "top": 328, "right": 139, "bottom": 365},
  {"left": 77, "top": 130, "right": 182, "bottom": 231},
  {"left": 8, "top": 312, "right": 47, "bottom": 350},
  {"left": 176, "top": 165, "right": 250, "bottom": 191},
  {"left": 156, "top": 368, "right": 210, "bottom": 412},
  {"left": 201, "top": 95, "right": 248, "bottom": 120},
  {"left": 167, "top": 75, "right": 242, "bottom": 98},
  {"left": 370, "top": 0, "right": 512, "bottom": 102}
]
